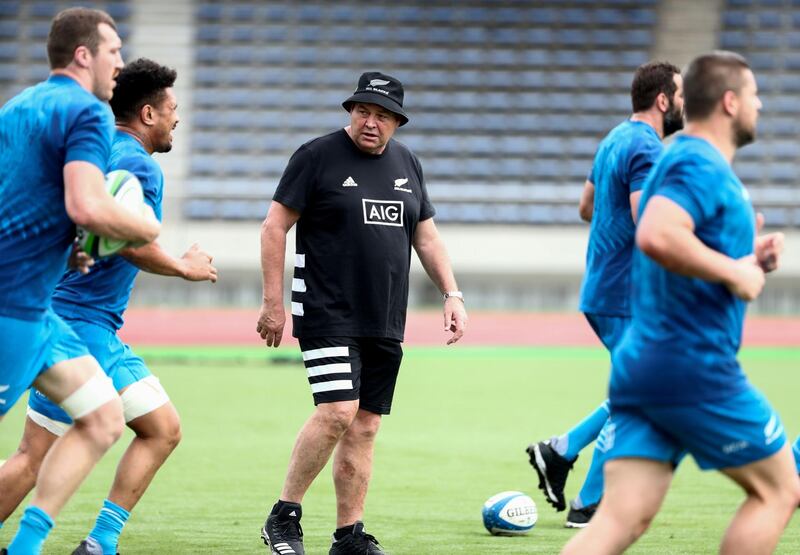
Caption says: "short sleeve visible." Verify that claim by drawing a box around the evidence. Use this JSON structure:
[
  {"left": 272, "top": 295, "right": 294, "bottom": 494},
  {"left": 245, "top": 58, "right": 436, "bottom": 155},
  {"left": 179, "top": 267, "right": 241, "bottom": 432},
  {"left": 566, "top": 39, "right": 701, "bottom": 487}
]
[
  {"left": 587, "top": 163, "right": 596, "bottom": 184},
  {"left": 413, "top": 154, "right": 435, "bottom": 221},
  {"left": 628, "top": 139, "right": 661, "bottom": 194},
  {"left": 273, "top": 145, "right": 317, "bottom": 213},
  {"left": 65, "top": 101, "right": 114, "bottom": 171},
  {"left": 653, "top": 158, "right": 721, "bottom": 227},
  {"left": 120, "top": 155, "right": 163, "bottom": 221}
]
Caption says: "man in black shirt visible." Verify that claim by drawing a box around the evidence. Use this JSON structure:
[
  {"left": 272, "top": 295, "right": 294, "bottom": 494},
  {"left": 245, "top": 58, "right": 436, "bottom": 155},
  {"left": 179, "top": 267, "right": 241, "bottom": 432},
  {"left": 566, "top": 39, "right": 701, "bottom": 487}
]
[{"left": 257, "top": 72, "right": 467, "bottom": 555}]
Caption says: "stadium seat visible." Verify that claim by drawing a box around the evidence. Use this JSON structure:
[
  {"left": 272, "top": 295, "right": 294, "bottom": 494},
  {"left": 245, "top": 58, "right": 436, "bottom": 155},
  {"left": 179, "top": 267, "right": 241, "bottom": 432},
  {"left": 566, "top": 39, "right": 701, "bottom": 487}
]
[
  {"left": 753, "top": 31, "right": 781, "bottom": 48},
  {"left": 196, "top": 4, "right": 223, "bottom": 21},
  {"left": 0, "top": 43, "right": 17, "bottom": 60},
  {"left": 0, "top": 63, "right": 16, "bottom": 82},
  {"left": 183, "top": 200, "right": 218, "bottom": 220},
  {"left": 263, "top": 4, "right": 290, "bottom": 21},
  {"left": 720, "top": 31, "right": 748, "bottom": 48},
  {"left": 0, "top": 20, "right": 17, "bottom": 38},
  {"left": 0, "top": 1, "right": 18, "bottom": 17},
  {"left": 723, "top": 11, "right": 749, "bottom": 27},
  {"left": 758, "top": 11, "right": 782, "bottom": 28}
]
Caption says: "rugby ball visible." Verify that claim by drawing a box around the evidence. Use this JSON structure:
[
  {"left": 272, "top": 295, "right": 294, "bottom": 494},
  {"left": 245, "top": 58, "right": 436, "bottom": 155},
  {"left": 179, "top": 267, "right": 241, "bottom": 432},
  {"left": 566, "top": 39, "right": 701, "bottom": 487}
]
[
  {"left": 482, "top": 491, "right": 538, "bottom": 536},
  {"left": 76, "top": 169, "right": 145, "bottom": 258}
]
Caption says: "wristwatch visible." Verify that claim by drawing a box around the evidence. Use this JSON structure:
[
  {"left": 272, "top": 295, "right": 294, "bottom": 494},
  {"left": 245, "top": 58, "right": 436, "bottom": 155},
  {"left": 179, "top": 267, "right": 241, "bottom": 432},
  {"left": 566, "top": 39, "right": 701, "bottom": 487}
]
[{"left": 443, "top": 291, "right": 464, "bottom": 302}]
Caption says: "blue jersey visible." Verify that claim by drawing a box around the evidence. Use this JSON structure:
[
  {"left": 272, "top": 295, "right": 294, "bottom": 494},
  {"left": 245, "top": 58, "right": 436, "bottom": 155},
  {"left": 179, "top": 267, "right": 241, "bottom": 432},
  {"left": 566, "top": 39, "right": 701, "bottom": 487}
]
[
  {"left": 0, "top": 75, "right": 114, "bottom": 320},
  {"left": 610, "top": 136, "right": 755, "bottom": 406},
  {"left": 52, "top": 131, "right": 163, "bottom": 331},
  {"left": 579, "top": 120, "right": 662, "bottom": 317}
]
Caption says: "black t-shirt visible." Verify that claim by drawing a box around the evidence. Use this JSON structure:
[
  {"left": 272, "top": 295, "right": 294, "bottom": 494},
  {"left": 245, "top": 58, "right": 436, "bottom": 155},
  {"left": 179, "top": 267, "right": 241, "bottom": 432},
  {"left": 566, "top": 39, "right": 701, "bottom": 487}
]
[{"left": 273, "top": 129, "right": 435, "bottom": 341}]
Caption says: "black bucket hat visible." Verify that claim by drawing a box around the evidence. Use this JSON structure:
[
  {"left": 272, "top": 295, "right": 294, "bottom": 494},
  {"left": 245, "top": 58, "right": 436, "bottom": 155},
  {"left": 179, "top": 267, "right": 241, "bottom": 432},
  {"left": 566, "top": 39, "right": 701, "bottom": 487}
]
[{"left": 342, "top": 71, "right": 409, "bottom": 126}]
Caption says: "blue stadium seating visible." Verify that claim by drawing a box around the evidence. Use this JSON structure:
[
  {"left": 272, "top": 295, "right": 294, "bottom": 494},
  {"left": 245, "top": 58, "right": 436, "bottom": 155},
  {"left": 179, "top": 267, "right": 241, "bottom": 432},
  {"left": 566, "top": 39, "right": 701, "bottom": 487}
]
[
  {"left": 187, "top": 1, "right": 658, "bottom": 224},
  {"left": 0, "top": 2, "right": 132, "bottom": 103},
  {"left": 721, "top": 0, "right": 800, "bottom": 223}
]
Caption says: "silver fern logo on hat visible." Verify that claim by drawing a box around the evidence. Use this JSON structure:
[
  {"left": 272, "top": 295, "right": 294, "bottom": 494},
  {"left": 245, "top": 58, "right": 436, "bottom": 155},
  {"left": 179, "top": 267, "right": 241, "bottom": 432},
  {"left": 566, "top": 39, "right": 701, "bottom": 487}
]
[{"left": 343, "top": 72, "right": 409, "bottom": 126}]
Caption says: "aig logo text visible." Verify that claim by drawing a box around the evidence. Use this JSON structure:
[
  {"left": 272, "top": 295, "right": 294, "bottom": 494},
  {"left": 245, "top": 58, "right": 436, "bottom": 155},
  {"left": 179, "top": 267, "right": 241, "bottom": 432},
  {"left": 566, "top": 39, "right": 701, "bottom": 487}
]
[{"left": 362, "top": 199, "right": 404, "bottom": 227}]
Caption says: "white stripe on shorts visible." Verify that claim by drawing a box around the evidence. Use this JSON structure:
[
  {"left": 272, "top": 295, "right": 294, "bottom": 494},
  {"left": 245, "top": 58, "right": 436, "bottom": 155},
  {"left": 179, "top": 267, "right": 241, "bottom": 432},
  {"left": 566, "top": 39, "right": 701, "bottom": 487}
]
[
  {"left": 27, "top": 407, "right": 70, "bottom": 437},
  {"left": 295, "top": 253, "right": 305, "bottom": 268},
  {"left": 292, "top": 278, "right": 306, "bottom": 293},
  {"left": 306, "top": 363, "right": 351, "bottom": 377},
  {"left": 311, "top": 380, "right": 352, "bottom": 393},
  {"left": 291, "top": 302, "right": 304, "bottom": 316},
  {"left": 302, "top": 346, "right": 349, "bottom": 361}
]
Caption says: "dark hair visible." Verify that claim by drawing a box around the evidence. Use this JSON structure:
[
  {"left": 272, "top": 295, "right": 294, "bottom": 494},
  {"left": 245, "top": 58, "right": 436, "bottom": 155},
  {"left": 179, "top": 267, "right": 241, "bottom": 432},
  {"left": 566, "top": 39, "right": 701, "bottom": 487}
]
[
  {"left": 109, "top": 58, "right": 178, "bottom": 123},
  {"left": 683, "top": 51, "right": 751, "bottom": 120},
  {"left": 47, "top": 7, "right": 116, "bottom": 69},
  {"left": 631, "top": 61, "right": 681, "bottom": 112}
]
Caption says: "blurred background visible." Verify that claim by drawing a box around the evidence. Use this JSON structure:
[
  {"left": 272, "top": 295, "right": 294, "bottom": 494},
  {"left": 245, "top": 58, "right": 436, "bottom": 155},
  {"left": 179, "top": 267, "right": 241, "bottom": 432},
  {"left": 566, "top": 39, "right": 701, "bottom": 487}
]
[{"left": 2, "top": 0, "right": 799, "bottom": 314}]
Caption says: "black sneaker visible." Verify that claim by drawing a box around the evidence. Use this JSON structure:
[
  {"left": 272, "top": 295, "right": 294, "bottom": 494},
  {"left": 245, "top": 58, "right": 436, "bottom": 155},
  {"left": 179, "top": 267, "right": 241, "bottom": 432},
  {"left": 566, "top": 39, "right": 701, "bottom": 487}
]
[
  {"left": 329, "top": 521, "right": 385, "bottom": 555},
  {"left": 526, "top": 440, "right": 576, "bottom": 512},
  {"left": 71, "top": 539, "right": 103, "bottom": 555},
  {"left": 261, "top": 502, "right": 304, "bottom": 555},
  {"left": 565, "top": 502, "right": 598, "bottom": 528}
]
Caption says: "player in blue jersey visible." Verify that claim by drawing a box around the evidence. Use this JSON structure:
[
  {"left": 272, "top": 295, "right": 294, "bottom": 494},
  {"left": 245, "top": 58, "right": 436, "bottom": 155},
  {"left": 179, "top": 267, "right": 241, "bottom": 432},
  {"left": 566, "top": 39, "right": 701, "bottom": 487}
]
[
  {"left": 562, "top": 52, "right": 799, "bottom": 555},
  {"left": 527, "top": 61, "right": 684, "bottom": 528},
  {"left": 0, "top": 9, "right": 161, "bottom": 554},
  {"left": 0, "top": 58, "right": 217, "bottom": 555}
]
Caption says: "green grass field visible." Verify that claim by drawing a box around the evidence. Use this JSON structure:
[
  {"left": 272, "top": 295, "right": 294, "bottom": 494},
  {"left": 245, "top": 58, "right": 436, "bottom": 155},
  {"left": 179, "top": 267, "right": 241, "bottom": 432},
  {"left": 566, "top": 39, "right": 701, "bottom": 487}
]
[{"left": 2, "top": 346, "right": 800, "bottom": 554}]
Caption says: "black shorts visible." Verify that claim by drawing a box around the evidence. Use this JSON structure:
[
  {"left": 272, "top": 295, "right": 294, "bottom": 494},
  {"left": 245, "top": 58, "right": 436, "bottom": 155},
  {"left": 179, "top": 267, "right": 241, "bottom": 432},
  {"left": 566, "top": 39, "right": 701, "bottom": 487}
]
[{"left": 298, "top": 337, "right": 403, "bottom": 415}]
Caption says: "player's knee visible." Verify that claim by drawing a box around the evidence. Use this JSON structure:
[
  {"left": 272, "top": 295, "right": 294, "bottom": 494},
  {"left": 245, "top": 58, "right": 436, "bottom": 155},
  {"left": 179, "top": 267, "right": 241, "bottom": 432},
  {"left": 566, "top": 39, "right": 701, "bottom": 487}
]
[
  {"left": 316, "top": 402, "right": 358, "bottom": 435},
  {"left": 75, "top": 398, "right": 125, "bottom": 450},
  {"left": 775, "top": 477, "right": 800, "bottom": 513},
  {"left": 351, "top": 411, "right": 381, "bottom": 441},
  {"left": 135, "top": 405, "right": 182, "bottom": 452},
  {"left": 13, "top": 448, "right": 44, "bottom": 485},
  {"left": 61, "top": 369, "right": 123, "bottom": 450},
  {"left": 160, "top": 411, "right": 182, "bottom": 453},
  {"left": 604, "top": 500, "right": 657, "bottom": 541},
  {"left": 632, "top": 513, "right": 656, "bottom": 538}
]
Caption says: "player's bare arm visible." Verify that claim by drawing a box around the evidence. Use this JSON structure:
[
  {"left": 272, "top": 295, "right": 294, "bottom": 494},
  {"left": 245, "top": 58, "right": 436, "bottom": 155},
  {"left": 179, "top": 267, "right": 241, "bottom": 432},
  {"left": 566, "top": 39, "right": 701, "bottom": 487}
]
[
  {"left": 412, "top": 218, "right": 467, "bottom": 344},
  {"left": 637, "top": 195, "right": 765, "bottom": 301},
  {"left": 64, "top": 161, "right": 160, "bottom": 244},
  {"left": 578, "top": 180, "right": 594, "bottom": 222},
  {"left": 121, "top": 241, "right": 216, "bottom": 282},
  {"left": 257, "top": 200, "right": 300, "bottom": 347}
]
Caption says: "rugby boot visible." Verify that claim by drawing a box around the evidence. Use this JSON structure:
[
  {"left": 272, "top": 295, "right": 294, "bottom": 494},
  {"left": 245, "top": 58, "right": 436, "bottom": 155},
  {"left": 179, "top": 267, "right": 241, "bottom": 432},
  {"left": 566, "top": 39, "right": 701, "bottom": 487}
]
[
  {"left": 261, "top": 502, "right": 304, "bottom": 555},
  {"left": 565, "top": 502, "right": 599, "bottom": 528},
  {"left": 527, "top": 440, "right": 576, "bottom": 512},
  {"left": 70, "top": 538, "right": 119, "bottom": 555},
  {"left": 329, "top": 521, "right": 385, "bottom": 555}
]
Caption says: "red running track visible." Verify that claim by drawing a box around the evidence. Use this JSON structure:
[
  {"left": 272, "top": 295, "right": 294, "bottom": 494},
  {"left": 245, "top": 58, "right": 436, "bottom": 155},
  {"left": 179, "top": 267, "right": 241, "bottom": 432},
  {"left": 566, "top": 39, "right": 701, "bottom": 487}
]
[{"left": 118, "top": 308, "right": 800, "bottom": 347}]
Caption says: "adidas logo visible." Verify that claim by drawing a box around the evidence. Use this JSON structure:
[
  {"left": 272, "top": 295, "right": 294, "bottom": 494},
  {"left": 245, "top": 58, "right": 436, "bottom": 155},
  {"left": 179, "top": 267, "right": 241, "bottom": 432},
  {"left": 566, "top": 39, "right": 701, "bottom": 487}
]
[
  {"left": 273, "top": 542, "right": 297, "bottom": 554},
  {"left": 342, "top": 176, "right": 358, "bottom": 187},
  {"left": 288, "top": 510, "right": 297, "bottom": 517}
]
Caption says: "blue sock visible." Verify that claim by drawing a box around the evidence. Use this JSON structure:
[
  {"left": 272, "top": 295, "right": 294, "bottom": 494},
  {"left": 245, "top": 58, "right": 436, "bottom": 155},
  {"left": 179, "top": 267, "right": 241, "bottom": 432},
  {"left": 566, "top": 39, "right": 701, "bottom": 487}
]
[
  {"left": 793, "top": 436, "right": 800, "bottom": 474},
  {"left": 87, "top": 499, "right": 130, "bottom": 555},
  {"left": 7, "top": 505, "right": 54, "bottom": 555},
  {"left": 572, "top": 418, "right": 615, "bottom": 509},
  {"left": 551, "top": 400, "right": 610, "bottom": 461},
  {"left": 0, "top": 520, "right": 4, "bottom": 529}
]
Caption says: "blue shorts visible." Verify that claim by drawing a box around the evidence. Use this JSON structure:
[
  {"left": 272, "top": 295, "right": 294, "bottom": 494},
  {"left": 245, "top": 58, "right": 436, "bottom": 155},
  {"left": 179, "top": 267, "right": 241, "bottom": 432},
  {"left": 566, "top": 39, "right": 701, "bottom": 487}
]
[
  {"left": 606, "top": 387, "right": 786, "bottom": 470},
  {"left": 28, "top": 318, "right": 151, "bottom": 425},
  {"left": 0, "top": 310, "right": 88, "bottom": 416},
  {"left": 584, "top": 313, "right": 630, "bottom": 352}
]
